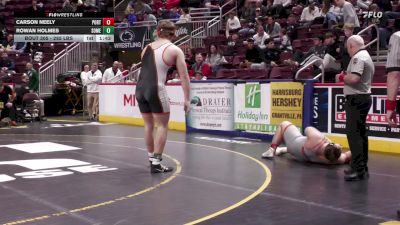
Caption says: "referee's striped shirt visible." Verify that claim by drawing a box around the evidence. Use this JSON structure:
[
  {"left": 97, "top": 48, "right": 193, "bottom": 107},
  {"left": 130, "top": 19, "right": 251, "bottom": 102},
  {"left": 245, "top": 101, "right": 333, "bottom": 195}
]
[{"left": 386, "top": 31, "right": 400, "bottom": 73}]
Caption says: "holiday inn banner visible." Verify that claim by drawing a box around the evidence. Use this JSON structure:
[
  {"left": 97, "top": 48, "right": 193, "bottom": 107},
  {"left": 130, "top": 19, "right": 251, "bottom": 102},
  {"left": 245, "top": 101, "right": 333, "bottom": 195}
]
[{"left": 234, "top": 83, "right": 272, "bottom": 133}]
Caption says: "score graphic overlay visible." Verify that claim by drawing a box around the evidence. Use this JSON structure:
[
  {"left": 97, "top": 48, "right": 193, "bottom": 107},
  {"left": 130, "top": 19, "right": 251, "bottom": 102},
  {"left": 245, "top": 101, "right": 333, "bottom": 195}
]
[{"left": 14, "top": 12, "right": 114, "bottom": 43}]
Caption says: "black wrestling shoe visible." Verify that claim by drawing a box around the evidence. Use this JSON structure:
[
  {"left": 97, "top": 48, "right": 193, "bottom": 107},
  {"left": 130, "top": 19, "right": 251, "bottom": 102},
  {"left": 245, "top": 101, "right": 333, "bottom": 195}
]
[
  {"left": 397, "top": 209, "right": 400, "bottom": 219},
  {"left": 150, "top": 163, "right": 174, "bottom": 173}
]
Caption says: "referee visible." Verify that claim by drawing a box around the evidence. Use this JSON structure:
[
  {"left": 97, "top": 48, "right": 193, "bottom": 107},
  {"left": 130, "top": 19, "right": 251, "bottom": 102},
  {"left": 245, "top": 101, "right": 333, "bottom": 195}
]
[
  {"left": 385, "top": 31, "right": 400, "bottom": 219},
  {"left": 335, "top": 35, "right": 374, "bottom": 181}
]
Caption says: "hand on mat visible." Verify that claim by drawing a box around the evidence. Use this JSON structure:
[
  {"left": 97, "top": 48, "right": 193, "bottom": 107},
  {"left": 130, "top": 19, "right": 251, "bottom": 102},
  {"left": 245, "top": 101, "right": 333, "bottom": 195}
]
[
  {"left": 184, "top": 100, "right": 191, "bottom": 113},
  {"left": 387, "top": 110, "right": 398, "bottom": 128}
]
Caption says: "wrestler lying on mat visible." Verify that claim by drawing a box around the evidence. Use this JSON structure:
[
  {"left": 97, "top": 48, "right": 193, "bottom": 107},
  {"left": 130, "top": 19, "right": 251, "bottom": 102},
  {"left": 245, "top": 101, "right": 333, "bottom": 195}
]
[{"left": 262, "top": 121, "right": 351, "bottom": 164}]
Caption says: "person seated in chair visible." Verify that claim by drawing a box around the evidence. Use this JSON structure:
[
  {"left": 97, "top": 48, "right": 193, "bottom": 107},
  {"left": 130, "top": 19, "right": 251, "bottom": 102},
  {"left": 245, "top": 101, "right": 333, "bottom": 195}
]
[
  {"left": 0, "top": 81, "right": 17, "bottom": 126},
  {"left": 262, "top": 121, "right": 351, "bottom": 165},
  {"left": 15, "top": 74, "right": 45, "bottom": 120}
]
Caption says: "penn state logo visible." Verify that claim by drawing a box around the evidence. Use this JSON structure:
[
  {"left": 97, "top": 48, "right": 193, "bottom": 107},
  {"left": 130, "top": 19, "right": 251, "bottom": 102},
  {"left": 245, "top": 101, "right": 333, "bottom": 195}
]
[{"left": 120, "top": 29, "right": 135, "bottom": 43}]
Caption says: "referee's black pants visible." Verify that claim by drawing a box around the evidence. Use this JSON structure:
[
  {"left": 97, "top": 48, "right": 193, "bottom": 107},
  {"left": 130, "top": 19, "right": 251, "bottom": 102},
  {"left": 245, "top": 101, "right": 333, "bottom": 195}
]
[{"left": 345, "top": 94, "right": 372, "bottom": 172}]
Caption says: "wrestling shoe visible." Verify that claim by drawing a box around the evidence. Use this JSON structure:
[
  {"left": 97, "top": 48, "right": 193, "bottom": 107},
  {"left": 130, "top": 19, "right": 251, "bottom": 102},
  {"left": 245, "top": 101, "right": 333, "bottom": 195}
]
[
  {"left": 275, "top": 147, "right": 287, "bottom": 156},
  {"left": 151, "top": 163, "right": 174, "bottom": 173},
  {"left": 262, "top": 147, "right": 275, "bottom": 159}
]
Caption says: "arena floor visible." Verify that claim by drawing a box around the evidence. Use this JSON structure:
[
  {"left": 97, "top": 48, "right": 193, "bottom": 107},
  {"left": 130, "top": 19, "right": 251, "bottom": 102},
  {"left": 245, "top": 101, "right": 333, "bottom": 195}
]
[{"left": 0, "top": 120, "right": 399, "bottom": 225}]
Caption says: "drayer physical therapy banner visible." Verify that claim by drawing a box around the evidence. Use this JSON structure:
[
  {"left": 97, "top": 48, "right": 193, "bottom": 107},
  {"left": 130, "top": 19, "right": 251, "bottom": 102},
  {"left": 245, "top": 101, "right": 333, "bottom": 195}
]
[
  {"left": 188, "top": 83, "right": 234, "bottom": 131},
  {"left": 234, "top": 82, "right": 304, "bottom": 134},
  {"left": 313, "top": 86, "right": 400, "bottom": 138}
]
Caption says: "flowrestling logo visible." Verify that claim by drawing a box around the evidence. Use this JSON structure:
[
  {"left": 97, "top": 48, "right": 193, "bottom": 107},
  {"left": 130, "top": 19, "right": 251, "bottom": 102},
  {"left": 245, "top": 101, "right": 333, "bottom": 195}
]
[{"left": 362, "top": 11, "right": 383, "bottom": 19}]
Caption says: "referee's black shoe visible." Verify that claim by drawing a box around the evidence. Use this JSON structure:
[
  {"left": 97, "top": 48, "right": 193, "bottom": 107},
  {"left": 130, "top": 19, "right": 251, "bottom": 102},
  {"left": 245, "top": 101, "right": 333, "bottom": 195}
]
[
  {"left": 150, "top": 163, "right": 174, "bottom": 173},
  {"left": 344, "top": 169, "right": 368, "bottom": 181},
  {"left": 344, "top": 167, "right": 369, "bottom": 178}
]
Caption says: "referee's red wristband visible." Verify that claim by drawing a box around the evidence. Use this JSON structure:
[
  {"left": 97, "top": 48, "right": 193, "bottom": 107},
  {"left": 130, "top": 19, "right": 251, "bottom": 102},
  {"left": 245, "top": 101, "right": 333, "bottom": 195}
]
[
  {"left": 338, "top": 74, "right": 344, "bottom": 82},
  {"left": 386, "top": 99, "right": 397, "bottom": 111}
]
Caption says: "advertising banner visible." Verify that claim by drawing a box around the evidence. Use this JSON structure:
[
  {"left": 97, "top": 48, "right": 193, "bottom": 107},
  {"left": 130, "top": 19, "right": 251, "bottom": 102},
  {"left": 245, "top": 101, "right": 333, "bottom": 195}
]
[
  {"left": 175, "top": 23, "right": 193, "bottom": 38},
  {"left": 99, "top": 84, "right": 185, "bottom": 126},
  {"left": 270, "top": 82, "right": 304, "bottom": 130},
  {"left": 312, "top": 87, "right": 329, "bottom": 132},
  {"left": 188, "top": 83, "right": 234, "bottom": 131},
  {"left": 331, "top": 87, "right": 400, "bottom": 138},
  {"left": 234, "top": 83, "right": 272, "bottom": 132},
  {"left": 113, "top": 27, "right": 146, "bottom": 50}
]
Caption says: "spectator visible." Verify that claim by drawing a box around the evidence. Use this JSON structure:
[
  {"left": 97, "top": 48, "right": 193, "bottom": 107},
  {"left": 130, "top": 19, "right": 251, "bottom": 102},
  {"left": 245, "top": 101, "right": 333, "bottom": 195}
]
[
  {"left": 127, "top": 7, "right": 138, "bottom": 24},
  {"left": 240, "top": 0, "right": 256, "bottom": 22},
  {"left": 102, "top": 61, "right": 122, "bottom": 83},
  {"left": 205, "top": 44, "right": 227, "bottom": 73},
  {"left": 279, "top": 28, "right": 292, "bottom": 51},
  {"left": 226, "top": 33, "right": 241, "bottom": 55},
  {"left": 262, "top": 38, "right": 281, "bottom": 67},
  {"left": 284, "top": 35, "right": 326, "bottom": 66},
  {"left": 189, "top": 53, "right": 212, "bottom": 77},
  {"left": 176, "top": 8, "right": 191, "bottom": 23},
  {"left": 300, "top": 0, "right": 321, "bottom": 26},
  {"left": 0, "top": 81, "right": 16, "bottom": 126},
  {"left": 26, "top": 62, "right": 39, "bottom": 92},
  {"left": 118, "top": 18, "right": 130, "bottom": 28},
  {"left": 0, "top": 52, "right": 15, "bottom": 75},
  {"left": 14, "top": 74, "right": 30, "bottom": 107},
  {"left": 226, "top": 11, "right": 241, "bottom": 38},
  {"left": 133, "top": 0, "right": 152, "bottom": 16},
  {"left": 322, "top": 0, "right": 342, "bottom": 28},
  {"left": 130, "top": 63, "right": 141, "bottom": 82},
  {"left": 322, "top": 32, "right": 341, "bottom": 72},
  {"left": 356, "top": 0, "right": 372, "bottom": 10},
  {"left": 240, "top": 38, "right": 264, "bottom": 69},
  {"left": 334, "top": 0, "right": 360, "bottom": 32},
  {"left": 365, "top": 3, "right": 391, "bottom": 49},
  {"left": 265, "top": 16, "right": 281, "bottom": 38},
  {"left": 168, "top": 7, "right": 181, "bottom": 20},
  {"left": 27, "top": 0, "right": 45, "bottom": 16},
  {"left": 1, "top": 34, "right": 14, "bottom": 51},
  {"left": 253, "top": 25, "right": 270, "bottom": 49},
  {"left": 271, "top": 0, "right": 291, "bottom": 18},
  {"left": 193, "top": 71, "right": 207, "bottom": 80},
  {"left": 59, "top": 0, "right": 80, "bottom": 12},
  {"left": 81, "top": 62, "right": 102, "bottom": 121},
  {"left": 16, "top": 74, "right": 45, "bottom": 120},
  {"left": 204, "top": 0, "right": 221, "bottom": 10},
  {"left": 286, "top": 14, "right": 298, "bottom": 41},
  {"left": 338, "top": 23, "right": 354, "bottom": 71}
]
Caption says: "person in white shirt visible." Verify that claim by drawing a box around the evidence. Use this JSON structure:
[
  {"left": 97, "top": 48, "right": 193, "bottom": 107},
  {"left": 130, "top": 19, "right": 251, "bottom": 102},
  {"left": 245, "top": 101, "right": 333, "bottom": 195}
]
[
  {"left": 176, "top": 8, "right": 191, "bottom": 23},
  {"left": 102, "top": 61, "right": 122, "bottom": 83},
  {"left": 300, "top": 0, "right": 321, "bottom": 26},
  {"left": 80, "top": 64, "right": 90, "bottom": 86},
  {"left": 81, "top": 62, "right": 102, "bottom": 120},
  {"left": 273, "top": 0, "right": 291, "bottom": 7},
  {"left": 253, "top": 25, "right": 270, "bottom": 49},
  {"left": 225, "top": 11, "right": 241, "bottom": 38}
]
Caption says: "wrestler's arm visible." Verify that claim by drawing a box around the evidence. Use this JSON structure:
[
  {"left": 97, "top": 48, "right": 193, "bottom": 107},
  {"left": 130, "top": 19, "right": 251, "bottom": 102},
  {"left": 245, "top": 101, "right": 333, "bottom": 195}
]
[{"left": 303, "top": 127, "right": 326, "bottom": 150}]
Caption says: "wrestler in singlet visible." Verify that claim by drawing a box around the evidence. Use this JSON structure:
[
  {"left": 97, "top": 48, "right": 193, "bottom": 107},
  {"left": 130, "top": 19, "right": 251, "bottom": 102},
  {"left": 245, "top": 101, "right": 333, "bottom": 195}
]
[
  {"left": 283, "top": 124, "right": 334, "bottom": 163},
  {"left": 135, "top": 42, "right": 174, "bottom": 113}
]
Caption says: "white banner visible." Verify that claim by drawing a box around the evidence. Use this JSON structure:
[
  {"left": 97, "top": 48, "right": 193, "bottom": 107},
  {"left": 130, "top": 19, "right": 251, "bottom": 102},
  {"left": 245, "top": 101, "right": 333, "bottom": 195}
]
[
  {"left": 99, "top": 84, "right": 141, "bottom": 118},
  {"left": 187, "top": 83, "right": 234, "bottom": 131},
  {"left": 234, "top": 83, "right": 272, "bottom": 133},
  {"left": 99, "top": 84, "right": 185, "bottom": 125}
]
